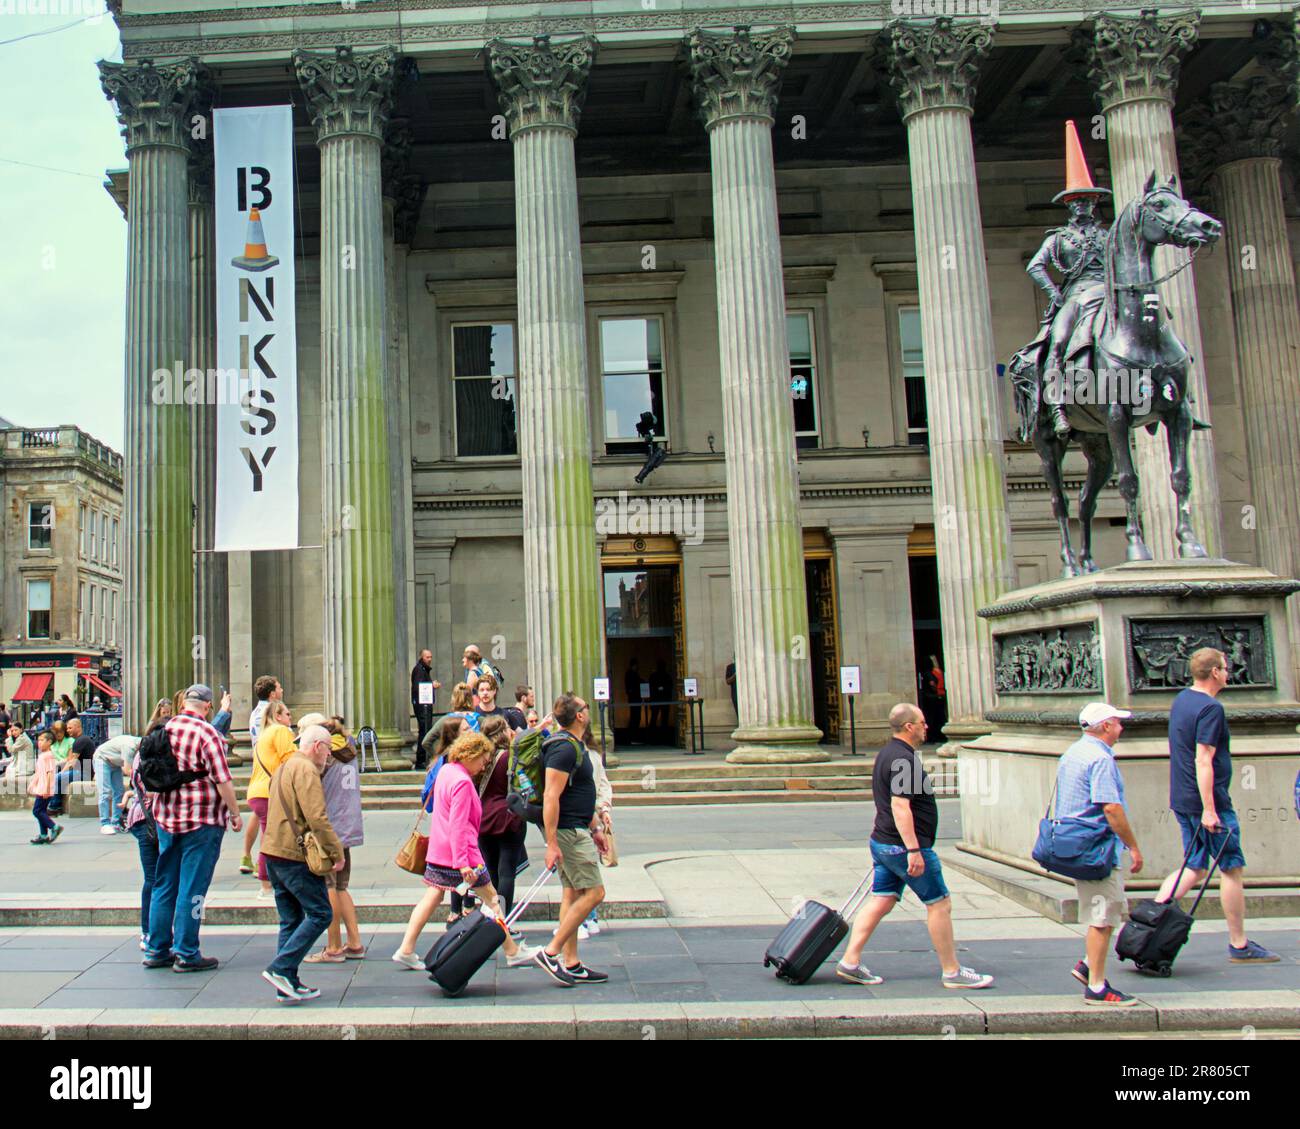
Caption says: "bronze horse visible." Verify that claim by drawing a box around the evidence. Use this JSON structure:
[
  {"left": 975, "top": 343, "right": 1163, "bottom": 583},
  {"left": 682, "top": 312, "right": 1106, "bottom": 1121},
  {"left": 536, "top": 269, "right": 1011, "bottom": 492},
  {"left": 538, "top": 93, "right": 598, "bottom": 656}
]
[{"left": 1010, "top": 174, "right": 1223, "bottom": 576}]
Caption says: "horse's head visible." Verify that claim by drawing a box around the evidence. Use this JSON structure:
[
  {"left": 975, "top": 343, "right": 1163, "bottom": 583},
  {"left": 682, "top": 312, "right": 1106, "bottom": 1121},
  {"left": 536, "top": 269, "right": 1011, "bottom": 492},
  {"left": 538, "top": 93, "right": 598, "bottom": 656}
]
[{"left": 1136, "top": 171, "right": 1222, "bottom": 251}]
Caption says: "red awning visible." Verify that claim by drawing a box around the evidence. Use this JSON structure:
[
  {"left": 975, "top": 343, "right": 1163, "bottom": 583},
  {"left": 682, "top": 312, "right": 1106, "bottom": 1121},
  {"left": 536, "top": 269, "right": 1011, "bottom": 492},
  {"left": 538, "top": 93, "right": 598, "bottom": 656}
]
[
  {"left": 79, "top": 671, "right": 122, "bottom": 698},
  {"left": 12, "top": 672, "right": 53, "bottom": 702}
]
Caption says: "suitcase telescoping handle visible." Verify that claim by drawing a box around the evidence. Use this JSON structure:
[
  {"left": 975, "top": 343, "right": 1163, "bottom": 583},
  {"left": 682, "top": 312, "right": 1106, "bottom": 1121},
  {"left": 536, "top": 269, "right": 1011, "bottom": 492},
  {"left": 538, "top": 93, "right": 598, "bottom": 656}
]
[
  {"left": 837, "top": 872, "right": 874, "bottom": 920},
  {"left": 1163, "top": 824, "right": 1233, "bottom": 918},
  {"left": 502, "top": 864, "right": 557, "bottom": 930}
]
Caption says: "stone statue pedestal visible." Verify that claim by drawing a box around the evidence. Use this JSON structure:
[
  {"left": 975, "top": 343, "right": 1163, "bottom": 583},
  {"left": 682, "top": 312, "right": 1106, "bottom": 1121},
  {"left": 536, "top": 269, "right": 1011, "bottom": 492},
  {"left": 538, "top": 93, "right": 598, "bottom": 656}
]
[{"left": 957, "top": 560, "right": 1300, "bottom": 894}]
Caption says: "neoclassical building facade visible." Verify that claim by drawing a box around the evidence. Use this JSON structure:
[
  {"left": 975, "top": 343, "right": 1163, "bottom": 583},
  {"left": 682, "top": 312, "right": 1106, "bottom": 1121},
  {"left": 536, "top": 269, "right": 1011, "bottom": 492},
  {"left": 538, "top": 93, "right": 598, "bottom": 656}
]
[{"left": 100, "top": 1, "right": 1300, "bottom": 754}]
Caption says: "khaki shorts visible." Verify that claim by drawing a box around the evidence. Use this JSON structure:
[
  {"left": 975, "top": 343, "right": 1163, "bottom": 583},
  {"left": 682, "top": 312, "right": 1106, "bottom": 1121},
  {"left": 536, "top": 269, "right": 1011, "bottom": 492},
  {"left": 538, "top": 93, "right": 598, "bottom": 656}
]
[
  {"left": 555, "top": 828, "right": 602, "bottom": 891},
  {"left": 1075, "top": 868, "right": 1125, "bottom": 929},
  {"left": 325, "top": 847, "right": 352, "bottom": 892}
]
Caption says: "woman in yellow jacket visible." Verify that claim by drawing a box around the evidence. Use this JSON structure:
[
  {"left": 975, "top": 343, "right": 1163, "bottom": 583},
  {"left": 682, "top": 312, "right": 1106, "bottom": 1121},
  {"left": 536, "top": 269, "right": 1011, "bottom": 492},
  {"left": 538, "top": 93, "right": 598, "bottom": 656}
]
[{"left": 248, "top": 700, "right": 296, "bottom": 898}]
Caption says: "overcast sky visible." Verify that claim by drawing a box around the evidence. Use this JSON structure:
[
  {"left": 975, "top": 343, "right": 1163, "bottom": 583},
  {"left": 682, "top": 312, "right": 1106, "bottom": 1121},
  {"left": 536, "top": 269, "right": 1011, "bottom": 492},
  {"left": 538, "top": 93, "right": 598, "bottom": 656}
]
[{"left": 1, "top": 8, "right": 127, "bottom": 450}]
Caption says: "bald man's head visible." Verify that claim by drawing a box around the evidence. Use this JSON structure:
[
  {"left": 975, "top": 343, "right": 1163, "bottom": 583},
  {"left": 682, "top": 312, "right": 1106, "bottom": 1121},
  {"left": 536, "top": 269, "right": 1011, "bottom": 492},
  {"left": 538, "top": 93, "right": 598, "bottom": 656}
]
[{"left": 888, "top": 702, "right": 923, "bottom": 734}]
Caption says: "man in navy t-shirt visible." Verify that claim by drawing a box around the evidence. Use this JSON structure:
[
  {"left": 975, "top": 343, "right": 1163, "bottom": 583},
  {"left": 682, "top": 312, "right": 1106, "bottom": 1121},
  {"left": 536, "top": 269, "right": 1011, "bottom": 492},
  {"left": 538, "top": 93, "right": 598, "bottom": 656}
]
[{"left": 1155, "top": 647, "right": 1278, "bottom": 963}]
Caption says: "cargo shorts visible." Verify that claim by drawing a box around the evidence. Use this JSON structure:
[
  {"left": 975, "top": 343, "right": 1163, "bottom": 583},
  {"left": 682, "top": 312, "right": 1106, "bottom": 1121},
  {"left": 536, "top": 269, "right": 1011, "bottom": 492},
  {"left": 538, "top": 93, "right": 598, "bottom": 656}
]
[
  {"left": 1075, "top": 867, "right": 1125, "bottom": 929},
  {"left": 555, "top": 827, "right": 602, "bottom": 891}
]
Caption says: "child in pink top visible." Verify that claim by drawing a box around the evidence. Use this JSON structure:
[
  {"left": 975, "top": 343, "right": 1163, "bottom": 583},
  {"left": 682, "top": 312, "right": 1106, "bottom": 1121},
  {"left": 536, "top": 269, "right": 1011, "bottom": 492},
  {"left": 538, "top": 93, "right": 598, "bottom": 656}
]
[
  {"left": 28, "top": 731, "right": 63, "bottom": 845},
  {"left": 392, "top": 732, "right": 532, "bottom": 970}
]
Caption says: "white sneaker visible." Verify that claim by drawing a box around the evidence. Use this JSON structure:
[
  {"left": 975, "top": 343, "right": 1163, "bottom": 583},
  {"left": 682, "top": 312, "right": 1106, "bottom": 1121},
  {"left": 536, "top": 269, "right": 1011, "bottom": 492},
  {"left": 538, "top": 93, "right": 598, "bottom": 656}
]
[
  {"left": 505, "top": 943, "right": 534, "bottom": 967},
  {"left": 586, "top": 918, "right": 601, "bottom": 935},
  {"left": 391, "top": 949, "right": 423, "bottom": 971},
  {"left": 577, "top": 925, "right": 590, "bottom": 941},
  {"left": 100, "top": 825, "right": 118, "bottom": 836}
]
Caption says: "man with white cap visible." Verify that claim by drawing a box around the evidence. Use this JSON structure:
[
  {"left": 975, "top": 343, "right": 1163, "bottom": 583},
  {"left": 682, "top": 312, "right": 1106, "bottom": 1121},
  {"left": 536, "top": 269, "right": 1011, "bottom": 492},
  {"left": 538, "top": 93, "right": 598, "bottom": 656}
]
[{"left": 1055, "top": 702, "right": 1143, "bottom": 1005}]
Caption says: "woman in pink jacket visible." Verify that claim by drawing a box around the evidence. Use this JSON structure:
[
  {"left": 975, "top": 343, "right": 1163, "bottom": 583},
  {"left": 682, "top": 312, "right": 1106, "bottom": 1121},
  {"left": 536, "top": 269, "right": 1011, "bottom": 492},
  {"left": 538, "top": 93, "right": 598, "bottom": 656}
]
[{"left": 392, "top": 732, "right": 533, "bottom": 970}]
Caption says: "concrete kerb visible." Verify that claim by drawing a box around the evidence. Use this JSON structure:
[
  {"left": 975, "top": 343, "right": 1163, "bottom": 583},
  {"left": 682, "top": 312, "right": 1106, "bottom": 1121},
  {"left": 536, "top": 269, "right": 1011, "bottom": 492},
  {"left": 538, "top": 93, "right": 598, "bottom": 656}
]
[{"left": 4, "top": 994, "right": 1298, "bottom": 1038}]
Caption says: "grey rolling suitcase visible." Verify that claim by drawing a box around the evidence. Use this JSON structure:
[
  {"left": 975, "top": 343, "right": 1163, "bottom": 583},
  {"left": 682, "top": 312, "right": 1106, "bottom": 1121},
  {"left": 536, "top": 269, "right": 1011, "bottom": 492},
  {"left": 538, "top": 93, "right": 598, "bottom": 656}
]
[{"left": 763, "top": 874, "right": 872, "bottom": 985}]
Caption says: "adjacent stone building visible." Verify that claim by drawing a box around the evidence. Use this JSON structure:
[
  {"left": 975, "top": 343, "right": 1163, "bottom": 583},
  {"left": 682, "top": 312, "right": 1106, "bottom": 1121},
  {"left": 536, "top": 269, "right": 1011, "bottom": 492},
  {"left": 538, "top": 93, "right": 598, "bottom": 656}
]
[
  {"left": 99, "top": 1, "right": 1300, "bottom": 752},
  {"left": 0, "top": 423, "right": 124, "bottom": 721}
]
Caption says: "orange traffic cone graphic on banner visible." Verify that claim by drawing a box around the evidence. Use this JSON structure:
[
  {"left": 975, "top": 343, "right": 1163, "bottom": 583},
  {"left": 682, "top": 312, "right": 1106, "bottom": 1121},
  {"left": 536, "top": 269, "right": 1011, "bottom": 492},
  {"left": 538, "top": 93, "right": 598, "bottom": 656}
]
[
  {"left": 1052, "top": 120, "right": 1112, "bottom": 204},
  {"left": 231, "top": 207, "right": 280, "bottom": 272}
]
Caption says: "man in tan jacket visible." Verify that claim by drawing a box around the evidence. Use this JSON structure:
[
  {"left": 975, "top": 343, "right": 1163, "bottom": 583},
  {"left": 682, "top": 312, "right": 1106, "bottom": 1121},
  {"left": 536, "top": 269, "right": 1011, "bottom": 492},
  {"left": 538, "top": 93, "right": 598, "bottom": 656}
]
[{"left": 260, "top": 724, "right": 345, "bottom": 1003}]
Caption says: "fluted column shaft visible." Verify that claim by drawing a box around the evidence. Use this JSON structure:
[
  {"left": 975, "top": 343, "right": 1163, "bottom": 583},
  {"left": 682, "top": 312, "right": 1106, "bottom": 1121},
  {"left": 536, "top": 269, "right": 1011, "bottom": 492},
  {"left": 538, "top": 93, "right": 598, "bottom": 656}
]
[
  {"left": 1216, "top": 156, "right": 1300, "bottom": 685},
  {"left": 885, "top": 19, "right": 1013, "bottom": 738},
  {"left": 1078, "top": 10, "right": 1222, "bottom": 558},
  {"left": 123, "top": 145, "right": 193, "bottom": 731},
  {"left": 1102, "top": 98, "right": 1222, "bottom": 558},
  {"left": 512, "top": 124, "right": 602, "bottom": 705},
  {"left": 906, "top": 106, "right": 1014, "bottom": 734},
  {"left": 708, "top": 116, "right": 819, "bottom": 747},
  {"left": 101, "top": 60, "right": 205, "bottom": 732},
  {"left": 188, "top": 189, "right": 229, "bottom": 693},
  {"left": 317, "top": 132, "right": 398, "bottom": 734}
]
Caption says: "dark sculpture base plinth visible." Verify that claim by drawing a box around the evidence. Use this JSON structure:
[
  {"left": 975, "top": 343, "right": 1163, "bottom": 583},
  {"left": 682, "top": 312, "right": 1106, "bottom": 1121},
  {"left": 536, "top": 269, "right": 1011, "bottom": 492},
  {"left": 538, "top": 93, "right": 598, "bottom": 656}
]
[{"left": 956, "top": 560, "right": 1300, "bottom": 895}]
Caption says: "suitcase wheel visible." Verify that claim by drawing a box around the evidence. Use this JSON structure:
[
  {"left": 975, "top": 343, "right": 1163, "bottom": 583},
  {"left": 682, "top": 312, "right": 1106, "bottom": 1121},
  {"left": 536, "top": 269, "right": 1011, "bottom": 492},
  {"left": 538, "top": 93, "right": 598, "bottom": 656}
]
[{"left": 1157, "top": 963, "right": 1173, "bottom": 979}]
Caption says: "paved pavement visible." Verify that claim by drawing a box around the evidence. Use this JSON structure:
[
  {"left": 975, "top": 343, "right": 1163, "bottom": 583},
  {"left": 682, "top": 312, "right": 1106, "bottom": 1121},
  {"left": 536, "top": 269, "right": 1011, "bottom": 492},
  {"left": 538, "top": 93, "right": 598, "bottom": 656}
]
[{"left": 2, "top": 800, "right": 1296, "bottom": 1036}]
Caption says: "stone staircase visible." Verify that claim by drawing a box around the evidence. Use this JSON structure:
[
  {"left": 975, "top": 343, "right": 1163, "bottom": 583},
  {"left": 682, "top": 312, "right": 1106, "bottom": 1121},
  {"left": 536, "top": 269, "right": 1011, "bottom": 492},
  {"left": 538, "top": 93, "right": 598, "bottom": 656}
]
[{"left": 226, "top": 758, "right": 878, "bottom": 810}]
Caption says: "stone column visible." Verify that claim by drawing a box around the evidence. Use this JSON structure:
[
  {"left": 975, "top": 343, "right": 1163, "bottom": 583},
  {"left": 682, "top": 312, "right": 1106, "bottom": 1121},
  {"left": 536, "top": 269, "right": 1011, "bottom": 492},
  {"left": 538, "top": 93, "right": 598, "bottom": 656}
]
[
  {"left": 187, "top": 145, "right": 229, "bottom": 695},
  {"left": 381, "top": 120, "right": 418, "bottom": 744},
  {"left": 487, "top": 36, "right": 603, "bottom": 708},
  {"left": 687, "top": 26, "right": 823, "bottom": 762},
  {"left": 100, "top": 59, "right": 206, "bottom": 732},
  {"left": 295, "top": 46, "right": 402, "bottom": 740},
  {"left": 883, "top": 19, "right": 1014, "bottom": 743},
  {"left": 1075, "top": 9, "right": 1223, "bottom": 559},
  {"left": 1187, "top": 76, "right": 1300, "bottom": 686}
]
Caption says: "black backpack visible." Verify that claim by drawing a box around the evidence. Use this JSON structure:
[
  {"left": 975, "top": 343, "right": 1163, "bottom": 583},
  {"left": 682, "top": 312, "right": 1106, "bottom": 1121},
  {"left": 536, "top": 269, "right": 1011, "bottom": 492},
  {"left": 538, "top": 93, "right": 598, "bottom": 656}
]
[{"left": 135, "top": 723, "right": 209, "bottom": 793}]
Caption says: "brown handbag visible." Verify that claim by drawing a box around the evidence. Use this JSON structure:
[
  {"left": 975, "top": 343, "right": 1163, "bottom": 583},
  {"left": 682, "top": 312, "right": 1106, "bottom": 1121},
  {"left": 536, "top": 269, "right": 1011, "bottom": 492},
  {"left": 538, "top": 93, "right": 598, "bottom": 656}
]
[{"left": 395, "top": 807, "right": 429, "bottom": 876}]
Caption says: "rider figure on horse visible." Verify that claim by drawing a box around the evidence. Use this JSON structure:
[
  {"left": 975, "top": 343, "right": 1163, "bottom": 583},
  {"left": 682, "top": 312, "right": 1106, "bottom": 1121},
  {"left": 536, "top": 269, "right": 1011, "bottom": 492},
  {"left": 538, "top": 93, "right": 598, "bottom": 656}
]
[{"left": 1011, "top": 121, "right": 1112, "bottom": 440}]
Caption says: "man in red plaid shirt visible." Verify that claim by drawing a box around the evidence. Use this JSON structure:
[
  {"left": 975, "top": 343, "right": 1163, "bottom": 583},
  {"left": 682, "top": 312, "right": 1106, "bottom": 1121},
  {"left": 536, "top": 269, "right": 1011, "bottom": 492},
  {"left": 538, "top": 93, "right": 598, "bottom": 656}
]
[{"left": 144, "top": 685, "right": 243, "bottom": 972}]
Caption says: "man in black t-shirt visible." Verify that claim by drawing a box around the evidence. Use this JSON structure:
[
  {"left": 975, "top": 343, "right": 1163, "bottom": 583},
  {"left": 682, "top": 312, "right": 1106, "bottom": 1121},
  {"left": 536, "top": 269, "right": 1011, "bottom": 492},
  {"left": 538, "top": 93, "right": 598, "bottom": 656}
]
[
  {"left": 836, "top": 703, "right": 994, "bottom": 991},
  {"left": 48, "top": 717, "right": 96, "bottom": 816},
  {"left": 534, "top": 692, "right": 607, "bottom": 989}
]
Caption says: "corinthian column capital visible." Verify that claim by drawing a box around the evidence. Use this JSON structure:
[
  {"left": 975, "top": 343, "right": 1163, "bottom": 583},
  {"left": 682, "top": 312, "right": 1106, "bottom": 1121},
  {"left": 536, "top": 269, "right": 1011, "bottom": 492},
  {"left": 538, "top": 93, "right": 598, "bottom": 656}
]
[
  {"left": 1182, "top": 77, "right": 1294, "bottom": 183},
  {"left": 486, "top": 35, "right": 597, "bottom": 136},
  {"left": 99, "top": 57, "right": 209, "bottom": 155},
  {"left": 686, "top": 26, "right": 794, "bottom": 129},
  {"left": 882, "top": 17, "right": 995, "bottom": 120},
  {"left": 1074, "top": 8, "right": 1200, "bottom": 111},
  {"left": 294, "top": 45, "right": 399, "bottom": 143}
]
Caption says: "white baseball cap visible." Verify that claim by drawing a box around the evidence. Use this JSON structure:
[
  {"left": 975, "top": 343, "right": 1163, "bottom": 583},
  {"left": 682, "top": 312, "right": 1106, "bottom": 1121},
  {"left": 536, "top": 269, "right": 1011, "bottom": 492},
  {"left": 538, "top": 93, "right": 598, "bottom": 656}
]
[{"left": 1079, "top": 702, "right": 1132, "bottom": 729}]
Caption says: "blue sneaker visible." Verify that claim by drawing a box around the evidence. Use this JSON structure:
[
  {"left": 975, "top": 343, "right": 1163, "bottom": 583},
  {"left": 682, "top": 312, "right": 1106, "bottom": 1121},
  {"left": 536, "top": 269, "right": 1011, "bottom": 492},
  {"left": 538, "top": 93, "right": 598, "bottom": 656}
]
[{"left": 1228, "top": 940, "right": 1280, "bottom": 963}]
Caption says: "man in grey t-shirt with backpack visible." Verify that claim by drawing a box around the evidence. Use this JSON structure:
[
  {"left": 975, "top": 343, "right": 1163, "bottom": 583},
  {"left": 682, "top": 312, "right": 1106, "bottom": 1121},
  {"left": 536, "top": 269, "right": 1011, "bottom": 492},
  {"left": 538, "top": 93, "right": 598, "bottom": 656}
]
[{"left": 533, "top": 692, "right": 607, "bottom": 988}]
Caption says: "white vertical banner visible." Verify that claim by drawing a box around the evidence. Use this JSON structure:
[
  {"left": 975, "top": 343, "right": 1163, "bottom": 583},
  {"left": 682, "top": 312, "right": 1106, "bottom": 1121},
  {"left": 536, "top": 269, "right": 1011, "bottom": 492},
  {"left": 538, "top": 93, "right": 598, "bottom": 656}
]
[{"left": 213, "top": 105, "right": 298, "bottom": 551}]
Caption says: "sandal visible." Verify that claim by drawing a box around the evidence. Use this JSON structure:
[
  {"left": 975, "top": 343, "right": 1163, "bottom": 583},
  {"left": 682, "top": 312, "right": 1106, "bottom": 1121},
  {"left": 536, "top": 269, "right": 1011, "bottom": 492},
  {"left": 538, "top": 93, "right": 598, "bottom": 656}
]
[
  {"left": 343, "top": 945, "right": 366, "bottom": 959},
  {"left": 304, "top": 949, "right": 347, "bottom": 964}
]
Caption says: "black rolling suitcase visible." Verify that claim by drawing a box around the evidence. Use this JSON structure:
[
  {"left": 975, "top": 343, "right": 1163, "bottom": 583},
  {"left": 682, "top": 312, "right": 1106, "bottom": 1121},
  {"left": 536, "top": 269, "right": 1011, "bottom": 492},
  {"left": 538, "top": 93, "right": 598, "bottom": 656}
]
[
  {"left": 424, "top": 866, "right": 555, "bottom": 996},
  {"left": 763, "top": 874, "right": 872, "bottom": 984},
  {"left": 1115, "top": 826, "right": 1230, "bottom": 977}
]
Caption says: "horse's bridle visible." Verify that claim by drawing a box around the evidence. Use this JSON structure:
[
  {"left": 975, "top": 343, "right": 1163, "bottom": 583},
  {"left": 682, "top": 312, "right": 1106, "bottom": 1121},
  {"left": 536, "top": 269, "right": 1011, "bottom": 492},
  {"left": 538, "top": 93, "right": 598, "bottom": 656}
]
[{"left": 1108, "top": 193, "right": 1206, "bottom": 294}]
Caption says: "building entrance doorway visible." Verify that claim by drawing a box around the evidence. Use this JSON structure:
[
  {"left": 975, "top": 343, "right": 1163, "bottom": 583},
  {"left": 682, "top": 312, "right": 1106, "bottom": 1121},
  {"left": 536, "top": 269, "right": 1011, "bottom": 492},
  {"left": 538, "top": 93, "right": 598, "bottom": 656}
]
[
  {"left": 601, "top": 539, "right": 685, "bottom": 748},
  {"left": 908, "top": 526, "right": 947, "bottom": 740},
  {"left": 804, "top": 534, "right": 841, "bottom": 743}
]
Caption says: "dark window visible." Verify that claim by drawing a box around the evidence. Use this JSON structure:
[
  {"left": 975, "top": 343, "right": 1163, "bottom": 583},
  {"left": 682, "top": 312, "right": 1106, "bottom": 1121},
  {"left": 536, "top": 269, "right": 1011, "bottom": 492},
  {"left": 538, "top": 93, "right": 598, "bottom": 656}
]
[
  {"left": 787, "top": 312, "right": 819, "bottom": 450},
  {"left": 900, "top": 306, "right": 928, "bottom": 446},
  {"left": 600, "top": 317, "right": 665, "bottom": 456},
  {"left": 28, "top": 502, "right": 52, "bottom": 550},
  {"left": 453, "top": 322, "right": 517, "bottom": 457}
]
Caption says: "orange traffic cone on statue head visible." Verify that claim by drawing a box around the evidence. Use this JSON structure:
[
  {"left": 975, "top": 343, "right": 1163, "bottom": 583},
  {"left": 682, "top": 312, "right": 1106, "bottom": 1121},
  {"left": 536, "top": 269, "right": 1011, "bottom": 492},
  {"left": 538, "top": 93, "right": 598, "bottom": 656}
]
[
  {"left": 231, "top": 206, "right": 280, "bottom": 272},
  {"left": 1053, "top": 120, "right": 1112, "bottom": 205}
]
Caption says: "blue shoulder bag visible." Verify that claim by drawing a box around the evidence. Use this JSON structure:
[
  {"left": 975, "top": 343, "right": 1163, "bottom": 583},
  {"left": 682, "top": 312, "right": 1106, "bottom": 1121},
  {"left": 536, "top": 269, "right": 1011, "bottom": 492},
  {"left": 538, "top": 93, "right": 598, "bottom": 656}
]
[{"left": 1031, "top": 777, "right": 1116, "bottom": 881}]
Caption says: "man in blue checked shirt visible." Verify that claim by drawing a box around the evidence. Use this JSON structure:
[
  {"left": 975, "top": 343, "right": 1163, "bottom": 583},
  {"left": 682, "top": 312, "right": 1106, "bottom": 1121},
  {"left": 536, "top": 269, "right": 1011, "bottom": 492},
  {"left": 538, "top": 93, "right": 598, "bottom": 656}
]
[{"left": 1054, "top": 702, "right": 1144, "bottom": 1007}]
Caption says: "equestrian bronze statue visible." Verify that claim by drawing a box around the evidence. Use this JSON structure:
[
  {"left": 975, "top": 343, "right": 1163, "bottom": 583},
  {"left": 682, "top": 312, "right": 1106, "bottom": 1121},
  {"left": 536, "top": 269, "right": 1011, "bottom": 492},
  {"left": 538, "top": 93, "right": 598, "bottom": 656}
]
[{"left": 1008, "top": 122, "right": 1222, "bottom": 577}]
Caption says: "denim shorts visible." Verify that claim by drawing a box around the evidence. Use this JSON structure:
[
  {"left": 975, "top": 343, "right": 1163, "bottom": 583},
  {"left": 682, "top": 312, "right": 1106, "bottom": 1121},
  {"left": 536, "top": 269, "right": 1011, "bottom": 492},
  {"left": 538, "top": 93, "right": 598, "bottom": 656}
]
[
  {"left": 1174, "top": 809, "right": 1246, "bottom": 871},
  {"left": 869, "top": 839, "right": 950, "bottom": 904}
]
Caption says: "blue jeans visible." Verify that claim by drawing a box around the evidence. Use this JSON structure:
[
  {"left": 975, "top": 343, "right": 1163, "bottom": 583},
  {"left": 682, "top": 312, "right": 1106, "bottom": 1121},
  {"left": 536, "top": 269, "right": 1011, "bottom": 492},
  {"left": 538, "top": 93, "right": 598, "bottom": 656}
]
[
  {"left": 96, "top": 760, "right": 124, "bottom": 826},
  {"left": 869, "top": 839, "right": 951, "bottom": 905},
  {"left": 146, "top": 823, "right": 225, "bottom": 962},
  {"left": 266, "top": 856, "right": 334, "bottom": 984},
  {"left": 130, "top": 823, "right": 160, "bottom": 936},
  {"left": 47, "top": 763, "right": 85, "bottom": 812}
]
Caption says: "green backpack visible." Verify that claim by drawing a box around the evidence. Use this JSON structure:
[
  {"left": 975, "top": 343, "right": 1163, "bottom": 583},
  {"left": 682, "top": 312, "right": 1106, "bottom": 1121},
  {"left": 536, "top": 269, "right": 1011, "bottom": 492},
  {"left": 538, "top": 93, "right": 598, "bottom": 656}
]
[{"left": 508, "top": 728, "right": 585, "bottom": 807}]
